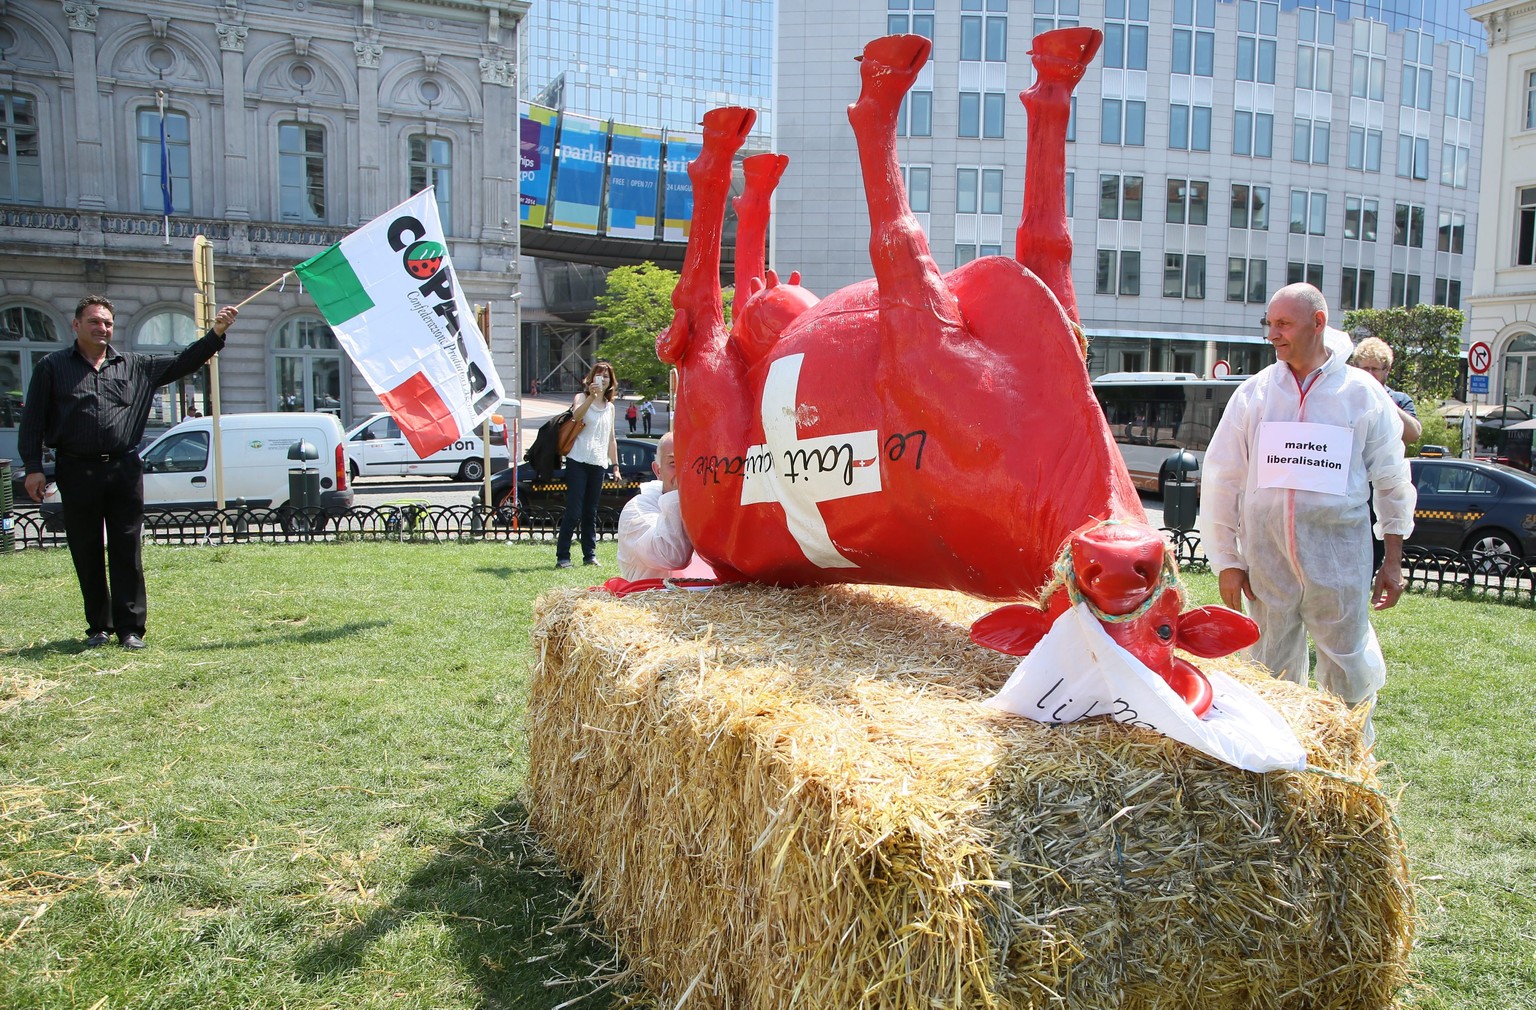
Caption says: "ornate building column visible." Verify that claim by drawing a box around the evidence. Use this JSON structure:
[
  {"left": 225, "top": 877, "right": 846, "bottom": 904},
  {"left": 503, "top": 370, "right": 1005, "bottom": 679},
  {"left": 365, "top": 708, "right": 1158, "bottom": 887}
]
[
  {"left": 217, "top": 21, "right": 250, "bottom": 219},
  {"left": 63, "top": 1, "right": 105, "bottom": 210},
  {"left": 354, "top": 36, "right": 382, "bottom": 222},
  {"left": 479, "top": 50, "right": 516, "bottom": 247}
]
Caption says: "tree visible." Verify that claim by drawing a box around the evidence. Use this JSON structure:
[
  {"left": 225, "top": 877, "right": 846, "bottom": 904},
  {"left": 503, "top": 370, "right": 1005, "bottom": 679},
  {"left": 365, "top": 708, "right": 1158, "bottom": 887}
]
[
  {"left": 1339, "top": 305, "right": 1464, "bottom": 405},
  {"left": 590, "top": 261, "right": 734, "bottom": 399}
]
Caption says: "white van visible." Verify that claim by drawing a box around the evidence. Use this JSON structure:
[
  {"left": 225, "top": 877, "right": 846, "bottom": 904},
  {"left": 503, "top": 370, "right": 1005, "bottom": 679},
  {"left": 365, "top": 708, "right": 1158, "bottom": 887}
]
[
  {"left": 43, "top": 412, "right": 353, "bottom": 524},
  {"left": 346, "top": 411, "right": 510, "bottom": 481}
]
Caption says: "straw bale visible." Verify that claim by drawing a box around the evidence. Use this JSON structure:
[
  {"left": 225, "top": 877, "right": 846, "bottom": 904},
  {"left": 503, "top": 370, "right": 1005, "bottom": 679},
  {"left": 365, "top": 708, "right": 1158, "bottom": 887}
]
[{"left": 526, "top": 584, "right": 1412, "bottom": 1009}]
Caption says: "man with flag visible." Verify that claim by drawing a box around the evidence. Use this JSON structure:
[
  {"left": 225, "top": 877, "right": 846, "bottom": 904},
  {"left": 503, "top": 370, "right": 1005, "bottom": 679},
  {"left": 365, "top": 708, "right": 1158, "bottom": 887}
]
[{"left": 19, "top": 296, "right": 239, "bottom": 650}]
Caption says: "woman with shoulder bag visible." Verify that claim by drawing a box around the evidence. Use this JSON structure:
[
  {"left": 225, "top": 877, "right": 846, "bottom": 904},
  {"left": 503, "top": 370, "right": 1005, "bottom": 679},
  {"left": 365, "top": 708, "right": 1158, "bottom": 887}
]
[{"left": 556, "top": 361, "right": 622, "bottom": 568}]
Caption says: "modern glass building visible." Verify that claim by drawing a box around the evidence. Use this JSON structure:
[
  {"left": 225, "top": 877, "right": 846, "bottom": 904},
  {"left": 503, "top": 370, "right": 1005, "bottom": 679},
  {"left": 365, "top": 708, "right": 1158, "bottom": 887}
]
[
  {"left": 520, "top": 0, "right": 776, "bottom": 140},
  {"left": 772, "top": 0, "right": 1488, "bottom": 377}
]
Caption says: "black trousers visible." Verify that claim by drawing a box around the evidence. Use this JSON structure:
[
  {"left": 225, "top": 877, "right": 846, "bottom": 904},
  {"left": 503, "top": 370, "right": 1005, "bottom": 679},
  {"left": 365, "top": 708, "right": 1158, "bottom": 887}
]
[{"left": 54, "top": 455, "right": 146, "bottom": 639}]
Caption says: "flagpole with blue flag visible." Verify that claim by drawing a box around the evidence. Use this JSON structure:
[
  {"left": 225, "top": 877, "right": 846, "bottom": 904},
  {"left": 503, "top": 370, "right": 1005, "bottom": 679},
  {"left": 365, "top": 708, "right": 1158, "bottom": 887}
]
[{"left": 157, "top": 89, "right": 172, "bottom": 246}]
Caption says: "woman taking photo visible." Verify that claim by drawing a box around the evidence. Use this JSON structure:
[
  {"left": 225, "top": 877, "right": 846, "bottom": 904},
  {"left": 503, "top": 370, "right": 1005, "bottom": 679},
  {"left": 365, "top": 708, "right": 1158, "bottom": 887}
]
[{"left": 556, "top": 361, "right": 622, "bottom": 568}]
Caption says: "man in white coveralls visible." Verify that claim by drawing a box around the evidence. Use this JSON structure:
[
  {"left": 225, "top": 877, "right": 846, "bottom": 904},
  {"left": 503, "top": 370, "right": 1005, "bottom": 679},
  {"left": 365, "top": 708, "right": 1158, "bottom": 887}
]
[
  {"left": 1198, "top": 283, "right": 1416, "bottom": 743},
  {"left": 617, "top": 432, "right": 696, "bottom": 580}
]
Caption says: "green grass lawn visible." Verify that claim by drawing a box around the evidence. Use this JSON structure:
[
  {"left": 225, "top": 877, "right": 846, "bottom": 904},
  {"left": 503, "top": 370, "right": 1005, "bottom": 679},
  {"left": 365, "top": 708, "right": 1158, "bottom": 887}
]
[{"left": 2, "top": 542, "right": 1533, "bottom": 1009}]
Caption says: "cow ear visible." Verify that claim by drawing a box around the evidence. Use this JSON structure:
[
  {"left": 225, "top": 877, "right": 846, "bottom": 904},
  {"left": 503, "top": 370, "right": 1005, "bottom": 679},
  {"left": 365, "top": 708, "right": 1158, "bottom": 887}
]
[
  {"left": 1176, "top": 605, "right": 1260, "bottom": 657},
  {"left": 970, "top": 605, "right": 1053, "bottom": 656}
]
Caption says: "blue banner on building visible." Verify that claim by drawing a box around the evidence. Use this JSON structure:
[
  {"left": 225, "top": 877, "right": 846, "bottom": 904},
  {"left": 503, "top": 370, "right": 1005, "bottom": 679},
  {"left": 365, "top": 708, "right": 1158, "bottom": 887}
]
[
  {"left": 519, "top": 102, "right": 558, "bottom": 229},
  {"left": 606, "top": 123, "right": 664, "bottom": 240},
  {"left": 662, "top": 129, "right": 702, "bottom": 243},
  {"left": 551, "top": 114, "right": 608, "bottom": 235}
]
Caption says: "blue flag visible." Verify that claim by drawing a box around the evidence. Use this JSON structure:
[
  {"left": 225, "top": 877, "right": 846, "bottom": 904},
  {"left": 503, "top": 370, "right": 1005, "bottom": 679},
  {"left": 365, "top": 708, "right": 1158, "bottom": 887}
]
[{"left": 158, "top": 97, "right": 173, "bottom": 218}]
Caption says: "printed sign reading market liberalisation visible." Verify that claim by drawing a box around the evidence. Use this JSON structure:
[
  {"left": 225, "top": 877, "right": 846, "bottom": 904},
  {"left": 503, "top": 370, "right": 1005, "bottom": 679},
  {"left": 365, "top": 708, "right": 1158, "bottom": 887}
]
[{"left": 294, "top": 188, "right": 505, "bottom": 458}]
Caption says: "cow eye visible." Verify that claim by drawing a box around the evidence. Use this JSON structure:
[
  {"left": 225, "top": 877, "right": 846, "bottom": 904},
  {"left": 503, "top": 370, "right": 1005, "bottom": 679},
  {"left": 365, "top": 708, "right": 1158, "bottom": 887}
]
[{"left": 1156, "top": 624, "right": 1173, "bottom": 641}]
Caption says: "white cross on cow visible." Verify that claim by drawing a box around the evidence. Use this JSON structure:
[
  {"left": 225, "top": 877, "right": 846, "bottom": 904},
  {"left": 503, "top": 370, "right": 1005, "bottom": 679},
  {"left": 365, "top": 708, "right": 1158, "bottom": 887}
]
[{"left": 739, "top": 353, "right": 881, "bottom": 569}]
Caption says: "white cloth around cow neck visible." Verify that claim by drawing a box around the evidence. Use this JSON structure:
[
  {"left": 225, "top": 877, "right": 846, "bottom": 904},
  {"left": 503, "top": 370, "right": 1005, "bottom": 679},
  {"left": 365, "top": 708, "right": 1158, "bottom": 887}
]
[{"left": 984, "top": 602, "right": 1308, "bottom": 773}]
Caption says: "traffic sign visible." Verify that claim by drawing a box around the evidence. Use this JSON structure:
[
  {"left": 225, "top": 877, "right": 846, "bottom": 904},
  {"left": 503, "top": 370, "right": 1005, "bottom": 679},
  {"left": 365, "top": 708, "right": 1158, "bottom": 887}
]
[
  {"left": 1470, "top": 374, "right": 1489, "bottom": 395},
  {"left": 1211, "top": 359, "right": 1230, "bottom": 379},
  {"left": 1469, "top": 341, "right": 1492, "bottom": 374}
]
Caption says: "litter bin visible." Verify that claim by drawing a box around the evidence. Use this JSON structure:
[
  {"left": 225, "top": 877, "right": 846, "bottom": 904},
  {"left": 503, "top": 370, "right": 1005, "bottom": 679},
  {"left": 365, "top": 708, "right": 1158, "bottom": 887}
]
[
  {"left": 1161, "top": 449, "right": 1200, "bottom": 532},
  {"left": 286, "top": 440, "right": 321, "bottom": 518}
]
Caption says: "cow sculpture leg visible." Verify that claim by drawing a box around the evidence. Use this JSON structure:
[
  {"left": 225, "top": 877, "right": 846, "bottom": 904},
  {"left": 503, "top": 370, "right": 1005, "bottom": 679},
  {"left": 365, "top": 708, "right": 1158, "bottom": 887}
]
[{"left": 846, "top": 35, "right": 966, "bottom": 348}]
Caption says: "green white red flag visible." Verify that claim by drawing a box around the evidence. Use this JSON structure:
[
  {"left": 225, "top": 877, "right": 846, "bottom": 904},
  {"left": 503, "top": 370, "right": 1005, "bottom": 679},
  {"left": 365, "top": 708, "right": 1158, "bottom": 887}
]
[{"left": 294, "top": 188, "right": 504, "bottom": 457}]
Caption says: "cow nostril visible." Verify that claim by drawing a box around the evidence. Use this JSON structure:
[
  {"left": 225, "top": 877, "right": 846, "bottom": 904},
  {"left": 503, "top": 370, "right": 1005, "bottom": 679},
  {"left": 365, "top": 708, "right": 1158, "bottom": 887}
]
[
  {"left": 1156, "top": 624, "right": 1173, "bottom": 641},
  {"left": 1135, "top": 563, "right": 1155, "bottom": 584}
]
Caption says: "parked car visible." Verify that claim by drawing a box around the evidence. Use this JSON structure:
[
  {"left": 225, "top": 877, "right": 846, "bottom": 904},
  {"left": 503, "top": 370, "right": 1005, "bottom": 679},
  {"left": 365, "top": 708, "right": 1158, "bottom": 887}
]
[
  {"left": 40, "top": 412, "right": 353, "bottom": 531},
  {"left": 1407, "top": 457, "right": 1536, "bottom": 569},
  {"left": 474, "top": 437, "right": 658, "bottom": 514},
  {"left": 346, "top": 411, "right": 509, "bottom": 482}
]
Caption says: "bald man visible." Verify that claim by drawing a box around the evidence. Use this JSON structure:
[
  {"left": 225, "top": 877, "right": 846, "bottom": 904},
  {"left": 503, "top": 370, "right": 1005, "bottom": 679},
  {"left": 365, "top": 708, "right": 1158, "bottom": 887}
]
[
  {"left": 617, "top": 432, "right": 696, "bottom": 580},
  {"left": 1199, "top": 283, "right": 1415, "bottom": 744}
]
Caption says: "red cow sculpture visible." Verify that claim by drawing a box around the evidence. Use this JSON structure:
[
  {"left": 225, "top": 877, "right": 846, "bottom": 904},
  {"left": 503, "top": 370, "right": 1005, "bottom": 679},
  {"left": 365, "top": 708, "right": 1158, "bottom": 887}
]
[
  {"left": 659, "top": 29, "right": 1145, "bottom": 602},
  {"left": 969, "top": 523, "right": 1260, "bottom": 717}
]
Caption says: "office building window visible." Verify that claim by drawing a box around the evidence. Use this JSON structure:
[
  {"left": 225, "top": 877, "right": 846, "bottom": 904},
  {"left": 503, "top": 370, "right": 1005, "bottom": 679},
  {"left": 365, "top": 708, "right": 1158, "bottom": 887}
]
[
  {"left": 1292, "top": 118, "right": 1330, "bottom": 165},
  {"left": 1446, "top": 41, "right": 1475, "bottom": 121},
  {"left": 959, "top": 93, "right": 980, "bottom": 137},
  {"left": 1103, "top": 0, "right": 1150, "bottom": 70},
  {"left": 1343, "top": 197, "right": 1378, "bottom": 241},
  {"left": 1065, "top": 171, "right": 1075, "bottom": 215},
  {"left": 1340, "top": 267, "right": 1374, "bottom": 310},
  {"left": 1227, "top": 257, "right": 1267, "bottom": 303},
  {"left": 1097, "top": 249, "right": 1141, "bottom": 295},
  {"left": 1033, "top": 0, "right": 1080, "bottom": 37},
  {"left": 1232, "top": 110, "right": 1273, "bottom": 157},
  {"left": 1166, "top": 179, "right": 1209, "bottom": 224},
  {"left": 1172, "top": 0, "right": 1216, "bottom": 76},
  {"left": 138, "top": 107, "right": 191, "bottom": 214},
  {"left": 1169, "top": 104, "right": 1212, "bottom": 151},
  {"left": 1099, "top": 173, "right": 1143, "bottom": 220},
  {"left": 1229, "top": 183, "right": 1270, "bottom": 229},
  {"left": 1350, "top": 21, "right": 1387, "bottom": 102},
  {"left": 1437, "top": 210, "right": 1465, "bottom": 254},
  {"left": 1235, "top": 0, "right": 1278, "bottom": 84},
  {"left": 1287, "top": 261, "right": 1324, "bottom": 288},
  {"left": 0, "top": 92, "right": 41, "bottom": 204},
  {"left": 1101, "top": 99, "right": 1146, "bottom": 146},
  {"left": 956, "top": 244, "right": 978, "bottom": 266},
  {"left": 899, "top": 92, "right": 934, "bottom": 137},
  {"left": 1396, "top": 134, "right": 1429, "bottom": 180},
  {"left": 1519, "top": 186, "right": 1536, "bottom": 266},
  {"left": 1296, "top": 7, "right": 1335, "bottom": 91},
  {"left": 1441, "top": 142, "right": 1470, "bottom": 189},
  {"left": 983, "top": 92, "right": 1006, "bottom": 138},
  {"left": 960, "top": 0, "right": 1008, "bottom": 63},
  {"left": 957, "top": 168, "right": 978, "bottom": 214},
  {"left": 278, "top": 122, "right": 326, "bottom": 224},
  {"left": 1394, "top": 203, "right": 1425, "bottom": 247},
  {"left": 1390, "top": 272, "right": 1421, "bottom": 307},
  {"left": 889, "top": 0, "right": 936, "bottom": 45},
  {"left": 1163, "top": 253, "right": 1207, "bottom": 298},
  {"left": 408, "top": 135, "right": 452, "bottom": 233},
  {"left": 1289, "top": 190, "right": 1327, "bottom": 235},
  {"left": 1348, "top": 126, "right": 1383, "bottom": 172},
  {"left": 1433, "top": 276, "right": 1461, "bottom": 308},
  {"left": 1067, "top": 96, "right": 1077, "bottom": 142},
  {"left": 904, "top": 166, "right": 931, "bottom": 213},
  {"left": 1401, "top": 29, "right": 1433, "bottom": 112},
  {"left": 1526, "top": 70, "right": 1536, "bottom": 130}
]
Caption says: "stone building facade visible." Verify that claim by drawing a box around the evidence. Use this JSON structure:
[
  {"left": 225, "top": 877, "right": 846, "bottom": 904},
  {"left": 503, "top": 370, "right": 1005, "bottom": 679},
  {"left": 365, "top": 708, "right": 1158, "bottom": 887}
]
[{"left": 0, "top": 0, "right": 527, "bottom": 462}]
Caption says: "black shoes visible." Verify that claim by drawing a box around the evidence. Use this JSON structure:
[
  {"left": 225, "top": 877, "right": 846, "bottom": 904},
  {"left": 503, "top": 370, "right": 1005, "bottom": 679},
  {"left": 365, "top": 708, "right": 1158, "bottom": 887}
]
[
  {"left": 85, "top": 631, "right": 111, "bottom": 648},
  {"left": 120, "top": 634, "right": 146, "bottom": 651},
  {"left": 556, "top": 559, "right": 574, "bottom": 569},
  {"left": 583, "top": 558, "right": 601, "bottom": 567}
]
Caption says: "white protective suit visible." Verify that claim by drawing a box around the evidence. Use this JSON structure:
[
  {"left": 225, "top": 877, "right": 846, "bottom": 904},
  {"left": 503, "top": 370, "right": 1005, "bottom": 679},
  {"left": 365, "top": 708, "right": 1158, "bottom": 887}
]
[
  {"left": 617, "top": 480, "right": 695, "bottom": 580},
  {"left": 1198, "top": 350, "right": 1416, "bottom": 706}
]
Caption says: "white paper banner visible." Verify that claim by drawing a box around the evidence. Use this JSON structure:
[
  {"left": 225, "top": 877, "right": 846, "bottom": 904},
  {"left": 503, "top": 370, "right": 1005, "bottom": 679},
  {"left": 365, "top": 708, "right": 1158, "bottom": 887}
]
[
  {"left": 984, "top": 603, "right": 1307, "bottom": 773},
  {"left": 1255, "top": 421, "right": 1352, "bottom": 496}
]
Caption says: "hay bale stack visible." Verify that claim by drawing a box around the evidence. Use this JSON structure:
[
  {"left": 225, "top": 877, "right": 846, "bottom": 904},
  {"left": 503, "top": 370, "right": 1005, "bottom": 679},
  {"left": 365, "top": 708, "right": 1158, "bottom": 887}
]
[{"left": 526, "top": 584, "right": 1412, "bottom": 1009}]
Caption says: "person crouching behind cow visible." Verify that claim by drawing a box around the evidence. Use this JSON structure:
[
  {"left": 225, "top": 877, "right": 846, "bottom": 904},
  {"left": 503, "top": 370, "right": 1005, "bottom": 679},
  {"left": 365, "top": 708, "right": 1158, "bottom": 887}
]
[
  {"left": 1199, "top": 284, "right": 1415, "bottom": 747},
  {"left": 618, "top": 432, "right": 700, "bottom": 580}
]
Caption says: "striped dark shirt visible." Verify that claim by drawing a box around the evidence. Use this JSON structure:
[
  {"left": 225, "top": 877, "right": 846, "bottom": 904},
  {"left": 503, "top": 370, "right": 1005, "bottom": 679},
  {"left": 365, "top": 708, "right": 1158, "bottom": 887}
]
[{"left": 17, "top": 330, "right": 226, "bottom": 473}]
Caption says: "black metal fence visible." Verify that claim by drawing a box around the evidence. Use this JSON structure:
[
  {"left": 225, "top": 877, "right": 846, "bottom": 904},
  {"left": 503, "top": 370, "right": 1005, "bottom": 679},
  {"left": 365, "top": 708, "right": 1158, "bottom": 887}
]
[{"left": 6, "top": 508, "right": 1533, "bottom": 608}]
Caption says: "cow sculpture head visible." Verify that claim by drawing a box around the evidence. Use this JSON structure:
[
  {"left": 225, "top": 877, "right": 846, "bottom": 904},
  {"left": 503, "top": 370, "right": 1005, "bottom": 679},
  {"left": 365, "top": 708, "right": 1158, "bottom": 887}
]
[{"left": 969, "top": 523, "right": 1259, "bottom": 717}]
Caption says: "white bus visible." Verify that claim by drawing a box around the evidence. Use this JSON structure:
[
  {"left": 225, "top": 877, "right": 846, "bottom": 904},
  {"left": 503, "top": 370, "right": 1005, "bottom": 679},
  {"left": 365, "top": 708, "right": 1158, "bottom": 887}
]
[{"left": 1091, "top": 372, "right": 1244, "bottom": 494}]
